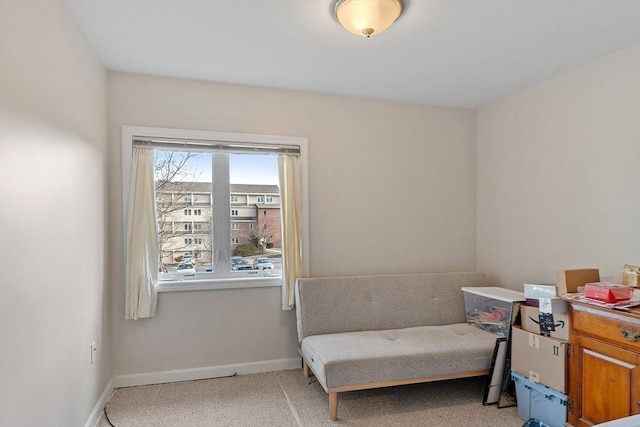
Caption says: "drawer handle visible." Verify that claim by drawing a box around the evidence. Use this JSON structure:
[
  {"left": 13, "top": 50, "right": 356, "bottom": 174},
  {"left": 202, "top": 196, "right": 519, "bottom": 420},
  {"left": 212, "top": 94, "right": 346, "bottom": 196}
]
[{"left": 620, "top": 328, "right": 640, "bottom": 342}]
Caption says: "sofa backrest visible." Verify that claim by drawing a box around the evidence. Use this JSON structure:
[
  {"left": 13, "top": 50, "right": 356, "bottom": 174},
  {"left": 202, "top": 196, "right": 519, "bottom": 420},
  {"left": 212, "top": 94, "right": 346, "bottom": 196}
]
[{"left": 295, "top": 272, "right": 486, "bottom": 341}]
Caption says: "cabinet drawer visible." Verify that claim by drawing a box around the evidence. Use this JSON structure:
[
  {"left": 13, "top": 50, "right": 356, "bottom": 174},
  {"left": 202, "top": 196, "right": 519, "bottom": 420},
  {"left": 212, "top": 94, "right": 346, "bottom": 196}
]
[{"left": 571, "top": 304, "right": 640, "bottom": 351}]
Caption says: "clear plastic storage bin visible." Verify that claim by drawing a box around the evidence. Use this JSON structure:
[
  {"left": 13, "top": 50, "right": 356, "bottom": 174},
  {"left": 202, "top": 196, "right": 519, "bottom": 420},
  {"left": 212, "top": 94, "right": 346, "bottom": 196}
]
[{"left": 461, "top": 287, "right": 525, "bottom": 337}]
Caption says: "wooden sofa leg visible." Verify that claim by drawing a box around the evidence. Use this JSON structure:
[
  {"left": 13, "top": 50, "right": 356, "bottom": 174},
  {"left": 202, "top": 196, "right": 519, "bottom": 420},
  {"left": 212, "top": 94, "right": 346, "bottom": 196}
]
[
  {"left": 329, "top": 392, "right": 338, "bottom": 421},
  {"left": 302, "top": 360, "right": 310, "bottom": 378}
]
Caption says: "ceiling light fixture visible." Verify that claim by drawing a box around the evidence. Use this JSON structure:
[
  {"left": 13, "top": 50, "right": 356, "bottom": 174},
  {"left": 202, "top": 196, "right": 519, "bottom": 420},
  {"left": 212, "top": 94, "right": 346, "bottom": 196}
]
[{"left": 332, "top": 0, "right": 403, "bottom": 38}]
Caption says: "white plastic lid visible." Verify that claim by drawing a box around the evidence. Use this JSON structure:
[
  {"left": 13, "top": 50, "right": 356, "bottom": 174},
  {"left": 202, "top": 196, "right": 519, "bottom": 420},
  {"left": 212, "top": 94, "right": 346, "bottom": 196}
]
[{"left": 461, "top": 286, "right": 525, "bottom": 302}]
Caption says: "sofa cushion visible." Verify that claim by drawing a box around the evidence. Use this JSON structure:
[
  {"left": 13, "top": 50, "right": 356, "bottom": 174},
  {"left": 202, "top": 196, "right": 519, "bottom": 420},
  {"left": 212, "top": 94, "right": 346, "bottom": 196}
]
[
  {"left": 301, "top": 323, "right": 496, "bottom": 389},
  {"left": 295, "top": 272, "right": 486, "bottom": 341}
]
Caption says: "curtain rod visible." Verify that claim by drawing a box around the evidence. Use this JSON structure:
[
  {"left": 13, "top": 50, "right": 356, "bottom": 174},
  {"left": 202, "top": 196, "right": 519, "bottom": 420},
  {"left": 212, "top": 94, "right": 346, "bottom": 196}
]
[{"left": 132, "top": 136, "right": 300, "bottom": 156}]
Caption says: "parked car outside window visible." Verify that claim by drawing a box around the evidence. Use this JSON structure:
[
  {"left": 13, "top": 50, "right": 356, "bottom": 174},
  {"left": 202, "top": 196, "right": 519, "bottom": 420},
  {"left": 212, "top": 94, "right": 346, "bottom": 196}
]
[
  {"left": 253, "top": 257, "right": 274, "bottom": 270},
  {"left": 230, "top": 256, "right": 252, "bottom": 271},
  {"left": 176, "top": 263, "right": 196, "bottom": 274}
]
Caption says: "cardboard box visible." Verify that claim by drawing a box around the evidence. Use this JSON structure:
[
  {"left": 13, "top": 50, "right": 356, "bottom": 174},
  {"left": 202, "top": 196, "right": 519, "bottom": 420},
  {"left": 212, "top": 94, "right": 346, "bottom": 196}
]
[
  {"left": 556, "top": 268, "right": 600, "bottom": 295},
  {"left": 537, "top": 297, "right": 569, "bottom": 314},
  {"left": 461, "top": 287, "right": 525, "bottom": 337},
  {"left": 622, "top": 264, "right": 640, "bottom": 287},
  {"left": 524, "top": 283, "right": 558, "bottom": 299},
  {"left": 524, "top": 296, "right": 569, "bottom": 310},
  {"left": 512, "top": 371, "right": 568, "bottom": 426},
  {"left": 511, "top": 326, "right": 568, "bottom": 393},
  {"left": 584, "top": 282, "right": 633, "bottom": 303},
  {"left": 520, "top": 304, "right": 569, "bottom": 340}
]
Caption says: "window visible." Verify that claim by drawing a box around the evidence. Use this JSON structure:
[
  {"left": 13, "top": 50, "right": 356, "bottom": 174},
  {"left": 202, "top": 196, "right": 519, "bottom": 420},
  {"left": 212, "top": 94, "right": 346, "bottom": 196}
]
[
  {"left": 122, "top": 126, "right": 308, "bottom": 292},
  {"left": 266, "top": 196, "right": 273, "bottom": 203},
  {"left": 159, "top": 155, "right": 276, "bottom": 278},
  {"left": 257, "top": 196, "right": 265, "bottom": 203}
]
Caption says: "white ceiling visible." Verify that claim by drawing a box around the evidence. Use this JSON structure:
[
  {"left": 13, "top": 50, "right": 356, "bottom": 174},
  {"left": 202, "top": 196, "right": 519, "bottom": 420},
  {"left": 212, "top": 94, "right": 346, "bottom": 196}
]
[{"left": 65, "top": 0, "right": 640, "bottom": 109}]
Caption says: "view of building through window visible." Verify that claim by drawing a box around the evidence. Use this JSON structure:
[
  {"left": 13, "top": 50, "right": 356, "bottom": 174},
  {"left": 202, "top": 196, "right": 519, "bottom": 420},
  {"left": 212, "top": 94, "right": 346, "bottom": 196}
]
[{"left": 154, "top": 151, "right": 282, "bottom": 279}]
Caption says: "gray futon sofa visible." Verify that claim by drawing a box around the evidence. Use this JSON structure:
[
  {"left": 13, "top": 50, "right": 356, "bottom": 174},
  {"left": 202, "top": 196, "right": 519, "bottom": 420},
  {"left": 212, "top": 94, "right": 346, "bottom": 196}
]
[{"left": 294, "top": 272, "right": 498, "bottom": 420}]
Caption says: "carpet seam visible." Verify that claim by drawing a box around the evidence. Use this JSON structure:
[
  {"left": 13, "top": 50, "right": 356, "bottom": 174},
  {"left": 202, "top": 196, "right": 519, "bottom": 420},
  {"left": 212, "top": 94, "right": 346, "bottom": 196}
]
[{"left": 273, "top": 371, "right": 305, "bottom": 427}]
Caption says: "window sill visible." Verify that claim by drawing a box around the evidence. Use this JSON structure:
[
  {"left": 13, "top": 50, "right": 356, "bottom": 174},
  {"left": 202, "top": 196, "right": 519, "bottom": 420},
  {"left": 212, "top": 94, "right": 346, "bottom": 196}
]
[{"left": 157, "top": 276, "right": 283, "bottom": 292}]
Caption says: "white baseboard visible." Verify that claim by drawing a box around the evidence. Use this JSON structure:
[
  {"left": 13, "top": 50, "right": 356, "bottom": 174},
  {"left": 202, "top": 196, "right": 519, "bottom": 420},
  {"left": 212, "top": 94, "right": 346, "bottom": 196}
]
[
  {"left": 113, "top": 357, "right": 302, "bottom": 388},
  {"left": 84, "top": 378, "right": 114, "bottom": 427}
]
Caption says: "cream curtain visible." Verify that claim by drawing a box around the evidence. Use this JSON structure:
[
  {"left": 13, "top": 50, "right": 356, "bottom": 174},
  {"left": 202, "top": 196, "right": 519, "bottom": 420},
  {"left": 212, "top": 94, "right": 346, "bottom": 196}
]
[
  {"left": 278, "top": 154, "right": 304, "bottom": 310},
  {"left": 125, "top": 147, "right": 159, "bottom": 319}
]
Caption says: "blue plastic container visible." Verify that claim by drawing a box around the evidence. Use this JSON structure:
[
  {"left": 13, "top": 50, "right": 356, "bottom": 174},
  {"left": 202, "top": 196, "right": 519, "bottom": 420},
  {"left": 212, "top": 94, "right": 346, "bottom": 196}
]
[
  {"left": 512, "top": 371, "right": 568, "bottom": 427},
  {"left": 522, "top": 419, "right": 550, "bottom": 427}
]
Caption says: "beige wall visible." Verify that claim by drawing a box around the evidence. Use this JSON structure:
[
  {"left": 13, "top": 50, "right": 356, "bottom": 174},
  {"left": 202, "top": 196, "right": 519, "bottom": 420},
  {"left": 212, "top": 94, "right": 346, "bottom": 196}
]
[
  {"left": 0, "top": 1, "right": 108, "bottom": 426},
  {"left": 107, "top": 73, "right": 478, "bottom": 375},
  {"left": 477, "top": 44, "right": 640, "bottom": 289},
  {"left": 5, "top": 2, "right": 635, "bottom": 421}
]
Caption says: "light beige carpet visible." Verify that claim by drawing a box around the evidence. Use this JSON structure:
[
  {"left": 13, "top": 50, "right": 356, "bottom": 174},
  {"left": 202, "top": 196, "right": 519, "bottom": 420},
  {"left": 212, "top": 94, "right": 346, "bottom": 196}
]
[{"left": 100, "top": 369, "right": 523, "bottom": 426}]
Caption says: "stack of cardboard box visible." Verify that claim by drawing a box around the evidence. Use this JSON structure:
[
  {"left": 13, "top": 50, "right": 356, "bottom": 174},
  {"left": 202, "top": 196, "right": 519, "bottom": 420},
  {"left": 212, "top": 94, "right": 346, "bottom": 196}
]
[{"left": 510, "top": 269, "right": 600, "bottom": 427}]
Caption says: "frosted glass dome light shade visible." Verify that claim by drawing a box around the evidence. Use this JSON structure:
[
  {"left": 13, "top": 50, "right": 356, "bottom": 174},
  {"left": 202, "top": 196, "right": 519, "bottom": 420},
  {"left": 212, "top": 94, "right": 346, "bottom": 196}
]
[{"left": 333, "top": 0, "right": 403, "bottom": 38}]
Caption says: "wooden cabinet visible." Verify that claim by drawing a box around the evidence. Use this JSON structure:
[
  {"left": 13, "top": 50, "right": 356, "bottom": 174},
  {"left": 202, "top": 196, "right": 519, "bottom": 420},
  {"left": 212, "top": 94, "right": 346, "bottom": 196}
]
[{"left": 568, "top": 302, "right": 640, "bottom": 426}]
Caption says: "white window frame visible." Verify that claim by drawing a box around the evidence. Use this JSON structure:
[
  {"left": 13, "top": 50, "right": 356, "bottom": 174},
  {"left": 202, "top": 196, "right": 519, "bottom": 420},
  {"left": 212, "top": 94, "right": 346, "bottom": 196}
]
[{"left": 122, "top": 125, "right": 309, "bottom": 292}]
